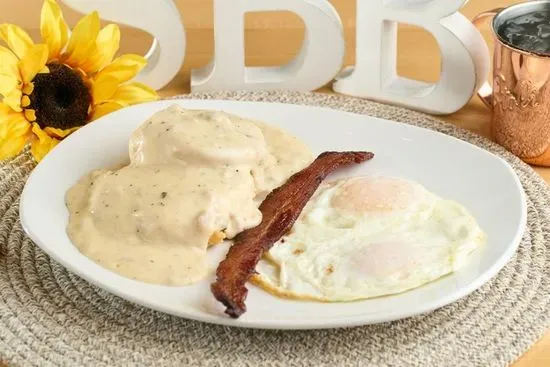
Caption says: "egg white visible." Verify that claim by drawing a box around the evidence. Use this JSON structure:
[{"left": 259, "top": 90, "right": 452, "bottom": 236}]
[{"left": 254, "top": 176, "right": 487, "bottom": 302}]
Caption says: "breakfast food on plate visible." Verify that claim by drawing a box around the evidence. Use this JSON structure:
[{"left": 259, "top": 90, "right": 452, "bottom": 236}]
[
  {"left": 66, "top": 103, "right": 486, "bottom": 317},
  {"left": 211, "top": 151, "right": 374, "bottom": 318},
  {"left": 253, "top": 176, "right": 487, "bottom": 302},
  {"left": 65, "top": 105, "right": 314, "bottom": 285}
]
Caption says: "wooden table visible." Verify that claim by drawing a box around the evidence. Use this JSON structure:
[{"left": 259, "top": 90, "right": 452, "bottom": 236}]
[{"left": 1, "top": 0, "right": 549, "bottom": 365}]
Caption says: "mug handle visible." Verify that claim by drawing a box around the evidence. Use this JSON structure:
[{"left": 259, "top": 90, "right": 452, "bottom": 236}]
[{"left": 472, "top": 8, "right": 503, "bottom": 108}]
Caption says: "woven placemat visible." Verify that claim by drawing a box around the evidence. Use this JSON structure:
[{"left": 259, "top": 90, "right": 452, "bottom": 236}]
[{"left": 1, "top": 91, "right": 549, "bottom": 367}]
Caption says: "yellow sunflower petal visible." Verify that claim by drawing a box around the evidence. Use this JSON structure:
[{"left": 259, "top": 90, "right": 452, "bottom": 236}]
[
  {"left": 90, "top": 101, "right": 123, "bottom": 121},
  {"left": 94, "top": 54, "right": 146, "bottom": 85},
  {"left": 0, "top": 45, "right": 21, "bottom": 104},
  {"left": 0, "top": 113, "right": 31, "bottom": 160},
  {"left": 90, "top": 82, "right": 157, "bottom": 121},
  {"left": 109, "top": 82, "right": 158, "bottom": 105},
  {"left": 0, "top": 104, "right": 29, "bottom": 133},
  {"left": 21, "top": 95, "right": 30, "bottom": 108},
  {"left": 41, "top": 0, "right": 69, "bottom": 60},
  {"left": 0, "top": 134, "right": 29, "bottom": 160},
  {"left": 0, "top": 102, "right": 14, "bottom": 120},
  {"left": 22, "top": 82, "right": 34, "bottom": 95},
  {"left": 91, "top": 74, "right": 121, "bottom": 105},
  {"left": 2, "top": 89, "right": 23, "bottom": 112},
  {"left": 43, "top": 126, "right": 79, "bottom": 138},
  {"left": 0, "top": 45, "right": 20, "bottom": 77},
  {"left": 0, "top": 24, "right": 34, "bottom": 60},
  {"left": 30, "top": 123, "right": 59, "bottom": 162},
  {"left": 24, "top": 109, "right": 37, "bottom": 122},
  {"left": 0, "top": 73, "right": 19, "bottom": 97},
  {"left": 63, "top": 11, "right": 100, "bottom": 70},
  {"left": 19, "top": 44, "right": 49, "bottom": 84},
  {"left": 82, "top": 24, "right": 121, "bottom": 74},
  {"left": 0, "top": 115, "right": 29, "bottom": 140}
]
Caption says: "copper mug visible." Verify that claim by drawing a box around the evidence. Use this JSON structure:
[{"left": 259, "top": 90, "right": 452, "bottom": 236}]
[{"left": 474, "top": 1, "right": 550, "bottom": 166}]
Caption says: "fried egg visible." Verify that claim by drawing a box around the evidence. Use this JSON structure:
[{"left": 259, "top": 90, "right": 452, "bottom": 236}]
[{"left": 254, "top": 176, "right": 487, "bottom": 301}]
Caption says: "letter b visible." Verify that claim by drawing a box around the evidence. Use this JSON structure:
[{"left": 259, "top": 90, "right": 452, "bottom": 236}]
[{"left": 333, "top": 0, "right": 490, "bottom": 115}]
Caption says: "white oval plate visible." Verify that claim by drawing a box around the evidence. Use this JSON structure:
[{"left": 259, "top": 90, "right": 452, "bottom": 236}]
[{"left": 20, "top": 100, "right": 526, "bottom": 330}]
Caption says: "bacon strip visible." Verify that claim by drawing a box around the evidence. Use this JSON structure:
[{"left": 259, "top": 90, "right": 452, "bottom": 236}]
[{"left": 211, "top": 151, "right": 374, "bottom": 318}]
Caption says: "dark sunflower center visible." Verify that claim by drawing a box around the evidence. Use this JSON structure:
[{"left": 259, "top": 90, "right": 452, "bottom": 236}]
[{"left": 29, "top": 63, "right": 91, "bottom": 130}]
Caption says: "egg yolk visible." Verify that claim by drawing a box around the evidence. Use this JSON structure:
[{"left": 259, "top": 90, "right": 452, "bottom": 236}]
[
  {"left": 352, "top": 241, "right": 421, "bottom": 278},
  {"left": 330, "top": 176, "right": 420, "bottom": 214}
]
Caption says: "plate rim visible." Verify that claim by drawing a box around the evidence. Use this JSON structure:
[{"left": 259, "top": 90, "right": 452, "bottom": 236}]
[{"left": 19, "top": 99, "right": 528, "bottom": 330}]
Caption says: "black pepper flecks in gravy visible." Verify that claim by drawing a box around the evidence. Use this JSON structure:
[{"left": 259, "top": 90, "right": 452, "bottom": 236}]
[{"left": 66, "top": 105, "right": 313, "bottom": 285}]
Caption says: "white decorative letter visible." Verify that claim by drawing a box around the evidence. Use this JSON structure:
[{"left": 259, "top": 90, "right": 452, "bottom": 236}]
[
  {"left": 191, "top": 0, "right": 345, "bottom": 92},
  {"left": 61, "top": 0, "right": 185, "bottom": 90},
  {"left": 333, "top": 0, "right": 490, "bottom": 115}
]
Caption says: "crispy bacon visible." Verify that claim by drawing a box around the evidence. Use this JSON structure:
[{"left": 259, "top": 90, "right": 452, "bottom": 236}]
[{"left": 211, "top": 151, "right": 374, "bottom": 318}]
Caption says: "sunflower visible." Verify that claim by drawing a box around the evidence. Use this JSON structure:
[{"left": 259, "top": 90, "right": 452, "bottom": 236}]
[{"left": 0, "top": 0, "right": 158, "bottom": 162}]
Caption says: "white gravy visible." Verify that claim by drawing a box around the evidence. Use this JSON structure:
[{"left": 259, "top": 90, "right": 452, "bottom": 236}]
[{"left": 66, "top": 105, "right": 313, "bottom": 285}]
